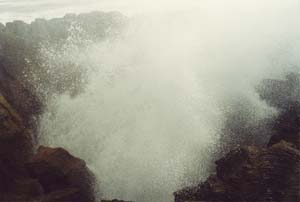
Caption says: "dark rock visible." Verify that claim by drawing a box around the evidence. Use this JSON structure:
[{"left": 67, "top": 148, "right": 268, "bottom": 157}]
[
  {"left": 0, "top": 28, "right": 43, "bottom": 135},
  {"left": 268, "top": 102, "right": 300, "bottom": 149},
  {"left": 257, "top": 72, "right": 300, "bottom": 110},
  {"left": 0, "top": 94, "right": 42, "bottom": 201},
  {"left": 27, "top": 146, "right": 96, "bottom": 202},
  {"left": 219, "top": 73, "right": 300, "bottom": 155},
  {"left": 0, "top": 94, "right": 33, "bottom": 163},
  {"left": 41, "top": 188, "right": 83, "bottom": 202},
  {"left": 0, "top": 96, "right": 97, "bottom": 201},
  {"left": 101, "top": 200, "right": 134, "bottom": 202},
  {"left": 175, "top": 93, "right": 300, "bottom": 202},
  {"left": 14, "top": 178, "right": 44, "bottom": 198},
  {"left": 174, "top": 141, "right": 300, "bottom": 202},
  {"left": 0, "top": 142, "right": 97, "bottom": 202},
  {"left": 0, "top": 66, "right": 43, "bottom": 130}
]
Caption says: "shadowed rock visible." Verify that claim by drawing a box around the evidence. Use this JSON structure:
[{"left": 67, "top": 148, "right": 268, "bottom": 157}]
[
  {"left": 0, "top": 94, "right": 33, "bottom": 163},
  {"left": 268, "top": 102, "right": 300, "bottom": 149},
  {"left": 27, "top": 146, "right": 96, "bottom": 202},
  {"left": 0, "top": 94, "right": 41, "bottom": 201},
  {"left": 0, "top": 100, "right": 96, "bottom": 201}
]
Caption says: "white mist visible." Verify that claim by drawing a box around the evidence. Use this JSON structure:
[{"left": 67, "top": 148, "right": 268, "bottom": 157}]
[{"left": 37, "top": 1, "right": 300, "bottom": 202}]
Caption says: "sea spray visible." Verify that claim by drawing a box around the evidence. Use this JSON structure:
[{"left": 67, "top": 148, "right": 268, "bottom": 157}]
[{"left": 37, "top": 2, "right": 300, "bottom": 201}]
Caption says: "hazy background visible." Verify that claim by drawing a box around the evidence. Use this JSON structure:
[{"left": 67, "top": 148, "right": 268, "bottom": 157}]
[
  {"left": 1, "top": 0, "right": 203, "bottom": 22},
  {"left": 2, "top": 0, "right": 300, "bottom": 202},
  {"left": 1, "top": 0, "right": 300, "bottom": 22}
]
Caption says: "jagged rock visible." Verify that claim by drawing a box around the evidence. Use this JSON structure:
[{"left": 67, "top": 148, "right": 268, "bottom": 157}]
[
  {"left": 175, "top": 84, "right": 300, "bottom": 202},
  {"left": 0, "top": 144, "right": 97, "bottom": 202},
  {"left": 0, "top": 94, "right": 41, "bottom": 201},
  {"left": 26, "top": 146, "right": 96, "bottom": 202},
  {"left": 0, "top": 98, "right": 97, "bottom": 202},
  {"left": 0, "top": 94, "right": 33, "bottom": 163},
  {"left": 219, "top": 73, "right": 300, "bottom": 155},
  {"left": 258, "top": 73, "right": 300, "bottom": 110},
  {"left": 174, "top": 140, "right": 300, "bottom": 202}
]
